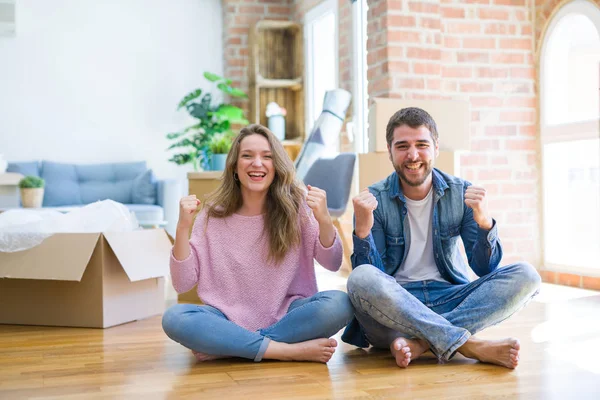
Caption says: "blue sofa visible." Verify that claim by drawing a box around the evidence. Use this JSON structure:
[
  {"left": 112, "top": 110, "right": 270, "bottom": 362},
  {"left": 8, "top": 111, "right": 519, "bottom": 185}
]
[{"left": 7, "top": 160, "right": 179, "bottom": 235}]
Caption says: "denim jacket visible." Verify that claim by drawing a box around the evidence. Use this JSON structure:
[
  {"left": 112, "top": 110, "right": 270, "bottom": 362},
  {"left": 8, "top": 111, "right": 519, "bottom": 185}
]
[{"left": 341, "top": 168, "right": 503, "bottom": 347}]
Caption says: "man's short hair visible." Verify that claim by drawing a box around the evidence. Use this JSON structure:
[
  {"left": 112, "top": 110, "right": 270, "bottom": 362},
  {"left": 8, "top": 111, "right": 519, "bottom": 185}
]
[{"left": 385, "top": 107, "right": 439, "bottom": 147}]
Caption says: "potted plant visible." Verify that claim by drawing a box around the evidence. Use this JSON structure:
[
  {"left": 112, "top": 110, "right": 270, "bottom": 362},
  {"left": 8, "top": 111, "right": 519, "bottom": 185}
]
[
  {"left": 166, "top": 72, "right": 248, "bottom": 171},
  {"left": 208, "top": 134, "right": 233, "bottom": 171},
  {"left": 18, "top": 176, "right": 45, "bottom": 208}
]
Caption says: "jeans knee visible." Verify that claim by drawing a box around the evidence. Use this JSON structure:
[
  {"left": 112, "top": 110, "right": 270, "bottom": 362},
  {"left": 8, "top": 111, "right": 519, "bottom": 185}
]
[
  {"left": 347, "top": 264, "right": 380, "bottom": 296},
  {"left": 317, "top": 290, "right": 355, "bottom": 326},
  {"left": 161, "top": 303, "right": 189, "bottom": 339},
  {"left": 511, "top": 262, "right": 542, "bottom": 295}
]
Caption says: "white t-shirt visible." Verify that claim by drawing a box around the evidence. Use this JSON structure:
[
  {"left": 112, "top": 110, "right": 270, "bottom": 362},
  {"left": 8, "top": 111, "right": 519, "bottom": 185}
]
[{"left": 394, "top": 187, "right": 447, "bottom": 285}]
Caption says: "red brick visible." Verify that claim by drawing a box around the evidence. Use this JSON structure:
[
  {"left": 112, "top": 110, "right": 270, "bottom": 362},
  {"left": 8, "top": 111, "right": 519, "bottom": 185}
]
[
  {"left": 443, "top": 36, "right": 462, "bottom": 48},
  {"left": 500, "top": 182, "right": 536, "bottom": 195},
  {"left": 471, "top": 96, "right": 504, "bottom": 107},
  {"left": 413, "top": 62, "right": 442, "bottom": 75},
  {"left": 506, "top": 139, "right": 537, "bottom": 151},
  {"left": 461, "top": 154, "right": 489, "bottom": 166},
  {"left": 491, "top": 156, "right": 509, "bottom": 164},
  {"left": 493, "top": 0, "right": 526, "bottom": 5},
  {"left": 500, "top": 111, "right": 535, "bottom": 123},
  {"left": 478, "top": 168, "right": 513, "bottom": 180},
  {"left": 227, "top": 36, "right": 242, "bottom": 45},
  {"left": 558, "top": 273, "right": 582, "bottom": 288},
  {"left": 239, "top": 5, "right": 265, "bottom": 14},
  {"left": 491, "top": 53, "right": 525, "bottom": 64},
  {"left": 386, "top": 61, "right": 411, "bottom": 73},
  {"left": 484, "top": 23, "right": 517, "bottom": 35},
  {"left": 459, "top": 82, "right": 494, "bottom": 92},
  {"left": 445, "top": 22, "right": 482, "bottom": 34},
  {"left": 426, "top": 79, "right": 442, "bottom": 90},
  {"left": 539, "top": 270, "right": 558, "bottom": 284},
  {"left": 457, "top": 52, "right": 489, "bottom": 63},
  {"left": 388, "top": 15, "right": 417, "bottom": 28},
  {"left": 463, "top": 37, "right": 496, "bottom": 49},
  {"left": 388, "top": 30, "right": 421, "bottom": 43},
  {"left": 470, "top": 139, "right": 500, "bottom": 151},
  {"left": 511, "top": 67, "right": 535, "bottom": 79},
  {"left": 409, "top": 1, "right": 439, "bottom": 13},
  {"left": 582, "top": 276, "right": 600, "bottom": 291},
  {"left": 519, "top": 124, "right": 537, "bottom": 136},
  {"left": 398, "top": 78, "right": 425, "bottom": 89},
  {"left": 420, "top": 17, "right": 441, "bottom": 30},
  {"left": 406, "top": 47, "right": 441, "bottom": 60},
  {"left": 500, "top": 38, "right": 532, "bottom": 50},
  {"left": 505, "top": 97, "right": 536, "bottom": 108},
  {"left": 478, "top": 9, "right": 510, "bottom": 20},
  {"left": 442, "top": 66, "right": 472, "bottom": 78},
  {"left": 441, "top": 6, "right": 465, "bottom": 19},
  {"left": 475, "top": 67, "right": 509, "bottom": 78}
]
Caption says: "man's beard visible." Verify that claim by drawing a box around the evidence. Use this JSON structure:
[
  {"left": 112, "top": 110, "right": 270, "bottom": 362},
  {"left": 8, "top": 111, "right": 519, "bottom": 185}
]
[{"left": 394, "top": 160, "right": 434, "bottom": 187}]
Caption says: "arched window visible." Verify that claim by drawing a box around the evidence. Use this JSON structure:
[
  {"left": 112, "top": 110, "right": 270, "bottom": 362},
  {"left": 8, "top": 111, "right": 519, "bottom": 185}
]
[{"left": 540, "top": 0, "right": 600, "bottom": 272}]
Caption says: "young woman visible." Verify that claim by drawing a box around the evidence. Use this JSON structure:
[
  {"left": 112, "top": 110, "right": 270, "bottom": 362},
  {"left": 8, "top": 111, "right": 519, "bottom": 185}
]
[{"left": 162, "top": 124, "right": 354, "bottom": 363}]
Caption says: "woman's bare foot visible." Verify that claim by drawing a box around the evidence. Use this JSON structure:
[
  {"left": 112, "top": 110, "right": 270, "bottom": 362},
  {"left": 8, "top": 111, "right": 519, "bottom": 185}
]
[
  {"left": 264, "top": 338, "right": 337, "bottom": 363},
  {"left": 390, "top": 337, "right": 429, "bottom": 368},
  {"left": 191, "top": 350, "right": 229, "bottom": 362},
  {"left": 458, "top": 338, "right": 520, "bottom": 369}
]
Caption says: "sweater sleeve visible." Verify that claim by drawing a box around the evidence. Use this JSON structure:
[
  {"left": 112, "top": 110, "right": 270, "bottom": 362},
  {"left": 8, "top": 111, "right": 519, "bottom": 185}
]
[
  {"left": 169, "top": 211, "right": 205, "bottom": 294},
  {"left": 303, "top": 203, "right": 343, "bottom": 272}
]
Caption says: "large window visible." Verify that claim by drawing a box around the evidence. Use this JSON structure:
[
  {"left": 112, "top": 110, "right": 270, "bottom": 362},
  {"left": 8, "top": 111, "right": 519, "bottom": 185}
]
[
  {"left": 304, "top": 0, "right": 338, "bottom": 133},
  {"left": 541, "top": 0, "right": 600, "bottom": 272}
]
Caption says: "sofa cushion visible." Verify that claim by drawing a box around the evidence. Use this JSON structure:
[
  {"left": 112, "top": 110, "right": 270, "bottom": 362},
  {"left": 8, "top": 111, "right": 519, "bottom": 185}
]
[
  {"left": 7, "top": 161, "right": 40, "bottom": 177},
  {"left": 77, "top": 162, "right": 148, "bottom": 205},
  {"left": 40, "top": 161, "right": 82, "bottom": 207},
  {"left": 132, "top": 169, "right": 157, "bottom": 205}
]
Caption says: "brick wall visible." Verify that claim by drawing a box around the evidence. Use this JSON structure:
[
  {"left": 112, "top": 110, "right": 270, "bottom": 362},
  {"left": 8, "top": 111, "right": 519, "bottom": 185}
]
[{"left": 366, "top": 0, "right": 540, "bottom": 268}]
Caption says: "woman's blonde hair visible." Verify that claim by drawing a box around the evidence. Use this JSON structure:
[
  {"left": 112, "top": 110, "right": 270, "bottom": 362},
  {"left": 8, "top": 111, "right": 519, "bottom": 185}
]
[{"left": 204, "top": 124, "right": 305, "bottom": 263}]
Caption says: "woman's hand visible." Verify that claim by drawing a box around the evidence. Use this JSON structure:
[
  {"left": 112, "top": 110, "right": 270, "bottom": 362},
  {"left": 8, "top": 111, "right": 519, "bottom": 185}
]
[
  {"left": 177, "top": 195, "right": 200, "bottom": 231},
  {"left": 306, "top": 185, "right": 331, "bottom": 225}
]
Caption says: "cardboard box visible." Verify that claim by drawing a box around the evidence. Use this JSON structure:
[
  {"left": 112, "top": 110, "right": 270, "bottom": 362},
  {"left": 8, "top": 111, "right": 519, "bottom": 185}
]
[
  {"left": 0, "top": 229, "right": 172, "bottom": 328},
  {"left": 358, "top": 150, "right": 461, "bottom": 189},
  {"left": 368, "top": 98, "right": 470, "bottom": 153}
]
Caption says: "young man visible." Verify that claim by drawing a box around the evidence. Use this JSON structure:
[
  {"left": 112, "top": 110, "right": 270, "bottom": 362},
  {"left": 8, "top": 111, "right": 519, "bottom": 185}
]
[{"left": 341, "top": 107, "right": 541, "bottom": 369}]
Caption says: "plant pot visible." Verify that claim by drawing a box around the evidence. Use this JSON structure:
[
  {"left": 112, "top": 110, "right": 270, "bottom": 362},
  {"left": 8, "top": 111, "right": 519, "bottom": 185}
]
[
  {"left": 20, "top": 188, "right": 44, "bottom": 208},
  {"left": 210, "top": 154, "right": 227, "bottom": 171}
]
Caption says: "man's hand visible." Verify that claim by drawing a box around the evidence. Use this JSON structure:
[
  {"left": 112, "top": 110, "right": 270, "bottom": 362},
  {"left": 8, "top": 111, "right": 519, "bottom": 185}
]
[
  {"left": 353, "top": 189, "right": 378, "bottom": 239},
  {"left": 465, "top": 185, "right": 493, "bottom": 231},
  {"left": 177, "top": 195, "right": 200, "bottom": 231},
  {"left": 306, "top": 185, "right": 331, "bottom": 225}
]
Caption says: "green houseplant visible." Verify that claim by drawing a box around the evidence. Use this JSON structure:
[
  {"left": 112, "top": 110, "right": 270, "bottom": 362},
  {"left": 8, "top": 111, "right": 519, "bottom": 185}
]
[
  {"left": 166, "top": 72, "right": 248, "bottom": 171},
  {"left": 208, "top": 134, "right": 233, "bottom": 171},
  {"left": 18, "top": 176, "right": 45, "bottom": 208}
]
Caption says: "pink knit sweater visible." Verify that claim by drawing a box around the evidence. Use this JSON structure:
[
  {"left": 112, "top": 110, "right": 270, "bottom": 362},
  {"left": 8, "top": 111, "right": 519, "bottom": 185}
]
[{"left": 170, "top": 203, "right": 343, "bottom": 332}]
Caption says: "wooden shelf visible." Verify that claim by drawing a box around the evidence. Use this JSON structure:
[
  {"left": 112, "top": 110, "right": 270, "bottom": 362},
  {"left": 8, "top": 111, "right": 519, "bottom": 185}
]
[
  {"left": 249, "top": 20, "right": 305, "bottom": 142},
  {"left": 256, "top": 76, "right": 303, "bottom": 91}
]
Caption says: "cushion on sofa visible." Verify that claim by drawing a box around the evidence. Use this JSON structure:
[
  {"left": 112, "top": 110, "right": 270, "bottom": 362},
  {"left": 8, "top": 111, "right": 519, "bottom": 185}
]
[
  {"left": 41, "top": 161, "right": 83, "bottom": 207},
  {"left": 7, "top": 161, "right": 40, "bottom": 177},
  {"left": 77, "top": 161, "right": 148, "bottom": 205},
  {"left": 132, "top": 169, "right": 157, "bottom": 205}
]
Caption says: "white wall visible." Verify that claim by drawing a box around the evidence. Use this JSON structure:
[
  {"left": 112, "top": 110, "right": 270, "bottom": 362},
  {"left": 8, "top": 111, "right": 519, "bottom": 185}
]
[{"left": 0, "top": 0, "right": 223, "bottom": 183}]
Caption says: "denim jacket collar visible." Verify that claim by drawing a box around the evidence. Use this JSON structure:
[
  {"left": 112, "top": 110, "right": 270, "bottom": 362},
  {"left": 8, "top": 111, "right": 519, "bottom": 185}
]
[{"left": 388, "top": 168, "right": 449, "bottom": 202}]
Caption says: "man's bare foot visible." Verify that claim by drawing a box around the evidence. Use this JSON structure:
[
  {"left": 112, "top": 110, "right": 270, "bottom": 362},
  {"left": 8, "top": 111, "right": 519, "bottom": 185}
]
[
  {"left": 191, "top": 350, "right": 229, "bottom": 362},
  {"left": 458, "top": 338, "right": 520, "bottom": 369},
  {"left": 390, "top": 337, "right": 429, "bottom": 368},
  {"left": 264, "top": 338, "right": 337, "bottom": 363}
]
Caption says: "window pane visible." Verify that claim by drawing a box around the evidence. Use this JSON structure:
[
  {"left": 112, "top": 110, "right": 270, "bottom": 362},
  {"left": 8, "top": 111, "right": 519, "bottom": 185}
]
[{"left": 543, "top": 139, "right": 600, "bottom": 269}]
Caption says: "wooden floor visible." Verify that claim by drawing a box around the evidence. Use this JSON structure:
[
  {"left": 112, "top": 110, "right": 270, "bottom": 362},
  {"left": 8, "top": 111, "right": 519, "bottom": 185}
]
[{"left": 1, "top": 271, "right": 600, "bottom": 399}]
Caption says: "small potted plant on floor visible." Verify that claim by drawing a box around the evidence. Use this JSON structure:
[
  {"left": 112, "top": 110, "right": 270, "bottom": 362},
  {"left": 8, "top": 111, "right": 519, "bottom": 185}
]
[
  {"left": 18, "top": 176, "right": 45, "bottom": 208},
  {"left": 208, "top": 134, "right": 233, "bottom": 171}
]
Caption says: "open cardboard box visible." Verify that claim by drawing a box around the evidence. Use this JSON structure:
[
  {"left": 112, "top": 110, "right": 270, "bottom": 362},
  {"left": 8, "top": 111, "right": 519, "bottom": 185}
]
[{"left": 0, "top": 229, "right": 172, "bottom": 328}]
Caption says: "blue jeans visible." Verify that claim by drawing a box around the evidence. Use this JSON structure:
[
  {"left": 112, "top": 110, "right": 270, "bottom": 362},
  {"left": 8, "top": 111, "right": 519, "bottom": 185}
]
[
  {"left": 162, "top": 290, "right": 354, "bottom": 362},
  {"left": 346, "top": 262, "right": 541, "bottom": 361}
]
